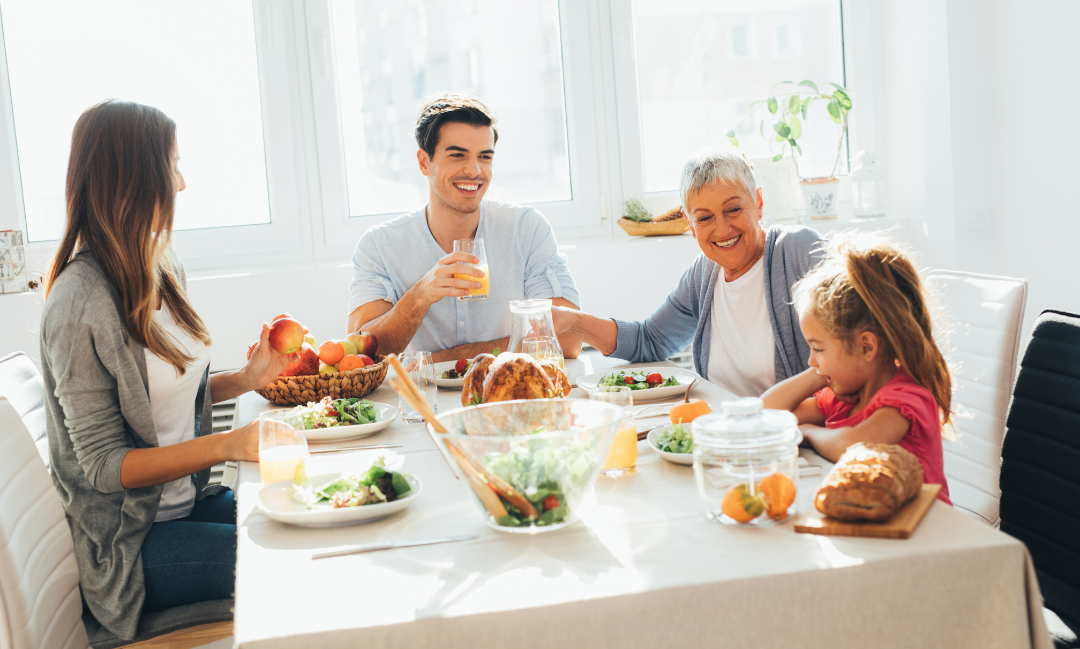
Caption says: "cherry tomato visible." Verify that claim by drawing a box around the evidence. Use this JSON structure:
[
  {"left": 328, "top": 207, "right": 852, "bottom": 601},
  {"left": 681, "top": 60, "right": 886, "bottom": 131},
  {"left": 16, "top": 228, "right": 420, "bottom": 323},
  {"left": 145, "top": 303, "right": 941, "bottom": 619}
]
[
  {"left": 543, "top": 494, "right": 560, "bottom": 511},
  {"left": 455, "top": 359, "right": 468, "bottom": 375},
  {"left": 624, "top": 376, "right": 635, "bottom": 385},
  {"left": 646, "top": 372, "right": 663, "bottom": 386}
]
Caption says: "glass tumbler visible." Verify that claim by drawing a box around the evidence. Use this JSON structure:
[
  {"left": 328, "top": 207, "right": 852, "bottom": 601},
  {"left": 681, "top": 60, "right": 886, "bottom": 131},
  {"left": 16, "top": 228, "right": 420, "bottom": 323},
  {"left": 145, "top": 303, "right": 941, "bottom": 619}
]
[
  {"left": 522, "top": 336, "right": 564, "bottom": 368},
  {"left": 452, "top": 238, "right": 489, "bottom": 301},
  {"left": 590, "top": 386, "right": 637, "bottom": 476},
  {"left": 259, "top": 411, "right": 308, "bottom": 485},
  {"left": 398, "top": 351, "right": 437, "bottom": 423}
]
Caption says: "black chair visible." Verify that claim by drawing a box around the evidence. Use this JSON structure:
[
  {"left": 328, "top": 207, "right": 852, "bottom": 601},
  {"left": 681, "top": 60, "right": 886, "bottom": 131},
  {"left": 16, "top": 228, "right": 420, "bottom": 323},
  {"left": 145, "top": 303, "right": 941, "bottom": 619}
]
[{"left": 1000, "top": 309, "right": 1080, "bottom": 648}]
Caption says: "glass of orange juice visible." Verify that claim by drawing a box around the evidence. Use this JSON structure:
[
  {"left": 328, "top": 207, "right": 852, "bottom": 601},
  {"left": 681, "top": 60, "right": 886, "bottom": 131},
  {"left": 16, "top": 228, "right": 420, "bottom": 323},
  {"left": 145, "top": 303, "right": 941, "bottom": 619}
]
[
  {"left": 259, "top": 412, "right": 308, "bottom": 485},
  {"left": 590, "top": 386, "right": 637, "bottom": 476},
  {"left": 453, "top": 238, "right": 489, "bottom": 301}
]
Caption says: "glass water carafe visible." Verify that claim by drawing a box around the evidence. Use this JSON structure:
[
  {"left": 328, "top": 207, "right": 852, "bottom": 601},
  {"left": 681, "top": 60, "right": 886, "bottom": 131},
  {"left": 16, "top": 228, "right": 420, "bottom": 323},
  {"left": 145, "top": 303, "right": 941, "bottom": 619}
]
[{"left": 507, "top": 299, "right": 564, "bottom": 367}]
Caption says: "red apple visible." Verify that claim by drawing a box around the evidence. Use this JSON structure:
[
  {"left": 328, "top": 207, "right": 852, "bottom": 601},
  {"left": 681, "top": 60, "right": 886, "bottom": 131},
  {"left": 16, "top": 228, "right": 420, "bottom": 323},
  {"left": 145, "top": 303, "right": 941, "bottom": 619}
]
[
  {"left": 279, "top": 344, "right": 320, "bottom": 377},
  {"left": 271, "top": 313, "right": 292, "bottom": 323},
  {"left": 358, "top": 354, "right": 374, "bottom": 367},
  {"left": 246, "top": 341, "right": 258, "bottom": 361},
  {"left": 346, "top": 332, "right": 379, "bottom": 359},
  {"left": 268, "top": 318, "right": 304, "bottom": 354}
]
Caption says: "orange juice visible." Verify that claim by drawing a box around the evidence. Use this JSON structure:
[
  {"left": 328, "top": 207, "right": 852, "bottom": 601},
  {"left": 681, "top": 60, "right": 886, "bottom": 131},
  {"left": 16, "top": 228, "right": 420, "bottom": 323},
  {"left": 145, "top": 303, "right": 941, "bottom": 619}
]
[
  {"left": 602, "top": 421, "right": 638, "bottom": 473},
  {"left": 454, "top": 264, "right": 489, "bottom": 300},
  {"left": 259, "top": 445, "right": 307, "bottom": 484}
]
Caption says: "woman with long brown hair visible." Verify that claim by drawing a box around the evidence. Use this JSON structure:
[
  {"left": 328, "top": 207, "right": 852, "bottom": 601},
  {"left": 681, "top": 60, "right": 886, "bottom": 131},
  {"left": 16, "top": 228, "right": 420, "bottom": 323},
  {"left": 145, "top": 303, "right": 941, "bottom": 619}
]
[{"left": 40, "top": 99, "right": 295, "bottom": 641}]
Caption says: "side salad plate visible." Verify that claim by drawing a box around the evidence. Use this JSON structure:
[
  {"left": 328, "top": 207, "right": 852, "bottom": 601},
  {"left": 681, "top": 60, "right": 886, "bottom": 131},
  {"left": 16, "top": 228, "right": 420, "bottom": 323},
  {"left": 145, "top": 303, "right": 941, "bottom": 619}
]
[
  {"left": 257, "top": 469, "right": 422, "bottom": 527},
  {"left": 269, "top": 399, "right": 399, "bottom": 442},
  {"left": 576, "top": 367, "right": 700, "bottom": 402},
  {"left": 434, "top": 361, "right": 466, "bottom": 389},
  {"left": 647, "top": 425, "right": 695, "bottom": 465}
]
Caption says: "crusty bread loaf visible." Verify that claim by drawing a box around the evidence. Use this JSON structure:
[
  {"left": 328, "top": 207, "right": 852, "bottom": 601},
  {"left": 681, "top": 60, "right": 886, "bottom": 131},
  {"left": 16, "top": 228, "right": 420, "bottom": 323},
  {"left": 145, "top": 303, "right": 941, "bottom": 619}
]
[{"left": 815, "top": 443, "right": 924, "bottom": 521}]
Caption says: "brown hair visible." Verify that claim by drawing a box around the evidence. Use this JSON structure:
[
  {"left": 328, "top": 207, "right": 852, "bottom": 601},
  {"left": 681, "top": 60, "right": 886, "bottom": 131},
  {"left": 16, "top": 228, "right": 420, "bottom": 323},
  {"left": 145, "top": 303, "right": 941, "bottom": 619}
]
[
  {"left": 414, "top": 93, "right": 498, "bottom": 157},
  {"left": 44, "top": 99, "right": 211, "bottom": 374},
  {"left": 793, "top": 232, "right": 954, "bottom": 434}
]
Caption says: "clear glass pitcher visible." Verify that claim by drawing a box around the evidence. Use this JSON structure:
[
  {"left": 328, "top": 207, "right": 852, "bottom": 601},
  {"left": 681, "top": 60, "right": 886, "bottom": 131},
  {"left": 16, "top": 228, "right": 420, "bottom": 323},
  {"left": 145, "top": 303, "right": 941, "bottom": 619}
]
[{"left": 507, "top": 299, "right": 564, "bottom": 367}]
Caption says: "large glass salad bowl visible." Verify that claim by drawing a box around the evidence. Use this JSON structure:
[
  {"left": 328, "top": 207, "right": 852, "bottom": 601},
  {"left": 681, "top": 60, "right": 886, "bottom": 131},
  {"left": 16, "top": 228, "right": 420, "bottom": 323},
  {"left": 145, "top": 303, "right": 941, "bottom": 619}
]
[{"left": 431, "top": 398, "right": 622, "bottom": 533}]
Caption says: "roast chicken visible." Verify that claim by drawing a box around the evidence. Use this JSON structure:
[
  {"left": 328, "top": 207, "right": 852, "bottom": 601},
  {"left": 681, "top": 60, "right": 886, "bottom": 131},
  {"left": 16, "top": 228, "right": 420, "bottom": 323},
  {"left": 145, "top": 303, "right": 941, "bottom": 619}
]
[{"left": 460, "top": 353, "right": 571, "bottom": 406}]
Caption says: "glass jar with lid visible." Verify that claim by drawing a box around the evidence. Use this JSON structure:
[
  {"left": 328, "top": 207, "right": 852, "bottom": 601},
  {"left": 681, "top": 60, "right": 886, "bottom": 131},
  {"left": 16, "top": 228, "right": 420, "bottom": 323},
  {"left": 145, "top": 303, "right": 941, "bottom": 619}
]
[
  {"left": 507, "top": 299, "right": 564, "bottom": 367},
  {"left": 692, "top": 397, "right": 800, "bottom": 526}
]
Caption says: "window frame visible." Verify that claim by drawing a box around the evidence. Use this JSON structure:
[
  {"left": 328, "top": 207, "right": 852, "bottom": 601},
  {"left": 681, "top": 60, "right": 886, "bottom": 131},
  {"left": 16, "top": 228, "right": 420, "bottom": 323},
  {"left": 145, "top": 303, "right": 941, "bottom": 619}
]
[
  {"left": 0, "top": 0, "right": 312, "bottom": 272},
  {"left": 607, "top": 0, "right": 870, "bottom": 216},
  {"left": 303, "top": 0, "right": 607, "bottom": 262}
]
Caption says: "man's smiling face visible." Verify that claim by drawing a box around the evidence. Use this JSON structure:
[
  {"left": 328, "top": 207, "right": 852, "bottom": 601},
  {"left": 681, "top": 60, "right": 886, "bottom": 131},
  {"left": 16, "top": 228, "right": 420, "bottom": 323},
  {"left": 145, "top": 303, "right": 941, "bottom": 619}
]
[{"left": 418, "top": 121, "right": 495, "bottom": 215}]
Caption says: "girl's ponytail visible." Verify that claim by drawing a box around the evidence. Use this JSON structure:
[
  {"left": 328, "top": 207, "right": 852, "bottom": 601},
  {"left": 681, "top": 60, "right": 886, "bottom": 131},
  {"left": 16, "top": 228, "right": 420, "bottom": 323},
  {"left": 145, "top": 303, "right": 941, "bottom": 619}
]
[{"left": 842, "top": 242, "right": 953, "bottom": 430}]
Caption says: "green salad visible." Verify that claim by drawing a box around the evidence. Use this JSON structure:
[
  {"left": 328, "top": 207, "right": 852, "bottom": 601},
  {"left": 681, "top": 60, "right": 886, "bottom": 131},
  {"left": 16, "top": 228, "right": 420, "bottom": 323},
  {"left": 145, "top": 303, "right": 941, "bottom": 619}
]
[
  {"left": 292, "top": 458, "right": 412, "bottom": 509},
  {"left": 480, "top": 434, "right": 598, "bottom": 529},
  {"left": 287, "top": 396, "right": 378, "bottom": 428},
  {"left": 656, "top": 423, "right": 695, "bottom": 454},
  {"left": 598, "top": 370, "right": 680, "bottom": 391}
]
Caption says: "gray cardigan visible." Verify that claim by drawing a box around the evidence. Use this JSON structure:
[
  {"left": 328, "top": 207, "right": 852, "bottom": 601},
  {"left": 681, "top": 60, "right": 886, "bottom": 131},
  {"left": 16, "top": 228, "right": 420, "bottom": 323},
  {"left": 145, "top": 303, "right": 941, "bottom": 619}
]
[
  {"left": 40, "top": 251, "right": 224, "bottom": 641},
  {"left": 613, "top": 225, "right": 825, "bottom": 384}
]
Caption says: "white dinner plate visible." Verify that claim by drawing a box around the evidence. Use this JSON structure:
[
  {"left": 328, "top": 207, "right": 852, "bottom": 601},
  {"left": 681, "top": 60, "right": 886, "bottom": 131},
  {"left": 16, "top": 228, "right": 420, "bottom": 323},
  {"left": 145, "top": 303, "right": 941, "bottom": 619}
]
[
  {"left": 647, "top": 426, "right": 695, "bottom": 465},
  {"left": 575, "top": 367, "right": 700, "bottom": 402},
  {"left": 257, "top": 472, "right": 422, "bottom": 527},
  {"left": 298, "top": 402, "right": 398, "bottom": 442},
  {"left": 434, "top": 361, "right": 466, "bottom": 389}
]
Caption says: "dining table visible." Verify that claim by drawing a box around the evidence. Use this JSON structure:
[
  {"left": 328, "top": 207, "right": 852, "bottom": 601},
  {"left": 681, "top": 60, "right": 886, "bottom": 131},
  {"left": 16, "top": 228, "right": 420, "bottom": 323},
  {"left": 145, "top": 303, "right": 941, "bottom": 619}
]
[{"left": 228, "top": 355, "right": 1051, "bottom": 649}]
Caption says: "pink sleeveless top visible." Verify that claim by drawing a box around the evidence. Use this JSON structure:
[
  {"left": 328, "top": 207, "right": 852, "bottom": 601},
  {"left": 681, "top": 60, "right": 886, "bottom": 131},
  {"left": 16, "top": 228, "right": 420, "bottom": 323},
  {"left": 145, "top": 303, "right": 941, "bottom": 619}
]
[{"left": 816, "top": 373, "right": 951, "bottom": 505}]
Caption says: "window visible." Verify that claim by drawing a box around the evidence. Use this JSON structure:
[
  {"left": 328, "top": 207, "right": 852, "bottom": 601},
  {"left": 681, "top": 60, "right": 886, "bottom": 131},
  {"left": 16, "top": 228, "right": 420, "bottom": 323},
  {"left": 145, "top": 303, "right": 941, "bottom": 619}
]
[
  {"left": 330, "top": 0, "right": 571, "bottom": 219},
  {"left": 0, "top": 1, "right": 270, "bottom": 242},
  {"left": 617, "top": 0, "right": 845, "bottom": 195}
]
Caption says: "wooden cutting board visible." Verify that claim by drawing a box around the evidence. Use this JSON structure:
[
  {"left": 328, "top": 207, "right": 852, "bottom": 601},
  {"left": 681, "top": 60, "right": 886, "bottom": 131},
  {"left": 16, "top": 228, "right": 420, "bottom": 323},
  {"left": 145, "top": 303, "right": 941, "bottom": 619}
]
[{"left": 794, "top": 483, "right": 942, "bottom": 539}]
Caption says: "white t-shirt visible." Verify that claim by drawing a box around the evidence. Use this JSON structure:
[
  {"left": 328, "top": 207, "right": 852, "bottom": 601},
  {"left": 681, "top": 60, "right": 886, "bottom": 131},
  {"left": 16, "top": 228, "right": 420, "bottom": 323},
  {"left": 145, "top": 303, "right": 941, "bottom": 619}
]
[
  {"left": 145, "top": 307, "right": 211, "bottom": 522},
  {"left": 706, "top": 258, "right": 777, "bottom": 397}
]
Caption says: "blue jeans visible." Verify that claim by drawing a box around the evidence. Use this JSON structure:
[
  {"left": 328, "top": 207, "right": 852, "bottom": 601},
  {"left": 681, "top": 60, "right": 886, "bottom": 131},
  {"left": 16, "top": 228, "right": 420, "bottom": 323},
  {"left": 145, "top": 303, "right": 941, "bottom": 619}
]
[{"left": 141, "top": 490, "right": 237, "bottom": 613}]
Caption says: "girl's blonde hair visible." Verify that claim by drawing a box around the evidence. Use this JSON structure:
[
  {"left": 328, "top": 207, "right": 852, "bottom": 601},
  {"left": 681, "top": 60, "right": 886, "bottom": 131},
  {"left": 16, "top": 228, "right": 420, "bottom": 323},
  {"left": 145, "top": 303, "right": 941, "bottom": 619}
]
[
  {"left": 793, "top": 232, "right": 953, "bottom": 433},
  {"left": 45, "top": 100, "right": 210, "bottom": 374}
]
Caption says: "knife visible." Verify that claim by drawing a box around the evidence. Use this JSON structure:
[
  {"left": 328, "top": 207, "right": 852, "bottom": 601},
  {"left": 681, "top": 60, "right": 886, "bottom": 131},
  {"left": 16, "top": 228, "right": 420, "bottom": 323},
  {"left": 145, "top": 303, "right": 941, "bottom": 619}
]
[
  {"left": 311, "top": 534, "right": 478, "bottom": 560},
  {"left": 308, "top": 444, "right": 403, "bottom": 454}
]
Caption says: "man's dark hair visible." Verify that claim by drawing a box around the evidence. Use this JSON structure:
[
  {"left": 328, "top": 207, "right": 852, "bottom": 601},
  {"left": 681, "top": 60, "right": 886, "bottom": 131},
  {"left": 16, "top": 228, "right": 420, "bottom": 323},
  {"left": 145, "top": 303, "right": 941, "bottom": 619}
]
[{"left": 414, "top": 94, "right": 499, "bottom": 157}]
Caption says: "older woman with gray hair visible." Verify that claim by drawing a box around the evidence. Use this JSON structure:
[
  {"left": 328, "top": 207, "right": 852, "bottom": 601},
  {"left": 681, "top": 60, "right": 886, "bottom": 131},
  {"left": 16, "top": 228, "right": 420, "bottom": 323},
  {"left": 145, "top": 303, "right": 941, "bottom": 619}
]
[{"left": 552, "top": 150, "right": 824, "bottom": 396}]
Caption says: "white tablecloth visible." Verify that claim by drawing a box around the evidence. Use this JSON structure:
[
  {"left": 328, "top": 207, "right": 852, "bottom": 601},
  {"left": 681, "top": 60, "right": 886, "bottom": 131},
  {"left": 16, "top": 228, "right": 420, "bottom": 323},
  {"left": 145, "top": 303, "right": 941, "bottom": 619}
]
[{"left": 231, "top": 356, "right": 1050, "bottom": 649}]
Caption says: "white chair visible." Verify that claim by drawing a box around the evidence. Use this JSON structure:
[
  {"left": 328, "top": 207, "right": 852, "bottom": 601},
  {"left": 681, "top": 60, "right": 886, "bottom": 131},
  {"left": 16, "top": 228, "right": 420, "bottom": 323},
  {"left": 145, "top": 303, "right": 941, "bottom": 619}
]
[
  {"left": 0, "top": 396, "right": 88, "bottom": 649},
  {"left": 926, "top": 270, "right": 1028, "bottom": 526}
]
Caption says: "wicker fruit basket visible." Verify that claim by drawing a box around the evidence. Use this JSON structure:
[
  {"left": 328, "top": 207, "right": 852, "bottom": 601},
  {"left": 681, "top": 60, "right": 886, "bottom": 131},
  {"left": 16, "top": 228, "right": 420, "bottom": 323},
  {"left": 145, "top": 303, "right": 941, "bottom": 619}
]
[
  {"left": 255, "top": 355, "right": 389, "bottom": 406},
  {"left": 617, "top": 207, "right": 689, "bottom": 236}
]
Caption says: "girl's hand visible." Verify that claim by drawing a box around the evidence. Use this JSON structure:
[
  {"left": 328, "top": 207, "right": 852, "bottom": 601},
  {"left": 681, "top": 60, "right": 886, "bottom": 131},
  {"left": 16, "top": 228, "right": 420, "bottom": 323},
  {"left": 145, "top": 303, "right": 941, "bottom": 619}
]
[
  {"left": 222, "top": 420, "right": 260, "bottom": 462},
  {"left": 243, "top": 323, "right": 299, "bottom": 390}
]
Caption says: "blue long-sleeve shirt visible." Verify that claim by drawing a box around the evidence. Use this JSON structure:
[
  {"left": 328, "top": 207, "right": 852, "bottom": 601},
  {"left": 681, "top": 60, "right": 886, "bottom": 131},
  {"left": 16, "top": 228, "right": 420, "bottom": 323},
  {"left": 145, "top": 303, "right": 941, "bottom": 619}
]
[{"left": 612, "top": 225, "right": 825, "bottom": 383}]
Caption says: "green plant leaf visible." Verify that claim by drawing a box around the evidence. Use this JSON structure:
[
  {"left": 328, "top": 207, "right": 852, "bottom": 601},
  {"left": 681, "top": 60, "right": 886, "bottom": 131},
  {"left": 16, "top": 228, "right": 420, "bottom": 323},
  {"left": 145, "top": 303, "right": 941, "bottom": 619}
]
[
  {"left": 767, "top": 97, "right": 778, "bottom": 114},
  {"left": 799, "top": 80, "right": 819, "bottom": 92},
  {"left": 773, "top": 121, "right": 791, "bottom": 139},
  {"left": 788, "top": 138, "right": 798, "bottom": 149},
  {"left": 827, "top": 100, "right": 841, "bottom": 124},
  {"left": 772, "top": 153, "right": 784, "bottom": 162},
  {"left": 748, "top": 100, "right": 763, "bottom": 109},
  {"left": 728, "top": 135, "right": 739, "bottom": 147},
  {"left": 759, "top": 121, "right": 765, "bottom": 137},
  {"left": 796, "top": 144, "right": 803, "bottom": 156},
  {"left": 775, "top": 134, "right": 786, "bottom": 142},
  {"left": 788, "top": 94, "right": 801, "bottom": 114},
  {"left": 826, "top": 82, "right": 849, "bottom": 92},
  {"left": 832, "top": 88, "right": 852, "bottom": 110},
  {"left": 801, "top": 102, "right": 809, "bottom": 120},
  {"left": 787, "top": 115, "right": 802, "bottom": 138}
]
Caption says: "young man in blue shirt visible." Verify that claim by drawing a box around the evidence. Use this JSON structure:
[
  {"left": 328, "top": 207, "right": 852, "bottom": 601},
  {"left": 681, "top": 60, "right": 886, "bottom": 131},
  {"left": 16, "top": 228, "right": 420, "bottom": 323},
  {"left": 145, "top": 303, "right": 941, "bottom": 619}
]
[{"left": 347, "top": 94, "right": 581, "bottom": 362}]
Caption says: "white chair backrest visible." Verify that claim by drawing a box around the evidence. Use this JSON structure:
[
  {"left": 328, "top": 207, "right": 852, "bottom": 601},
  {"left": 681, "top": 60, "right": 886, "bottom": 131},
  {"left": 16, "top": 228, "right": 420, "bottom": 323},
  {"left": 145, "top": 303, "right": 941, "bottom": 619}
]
[
  {"left": 926, "top": 270, "right": 1028, "bottom": 526},
  {"left": 0, "top": 397, "right": 88, "bottom": 649}
]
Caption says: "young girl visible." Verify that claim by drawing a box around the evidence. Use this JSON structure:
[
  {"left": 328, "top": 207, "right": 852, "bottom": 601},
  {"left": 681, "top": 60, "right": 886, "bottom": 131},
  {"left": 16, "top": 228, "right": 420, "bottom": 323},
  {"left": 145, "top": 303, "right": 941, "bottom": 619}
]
[{"left": 761, "top": 233, "right": 952, "bottom": 504}]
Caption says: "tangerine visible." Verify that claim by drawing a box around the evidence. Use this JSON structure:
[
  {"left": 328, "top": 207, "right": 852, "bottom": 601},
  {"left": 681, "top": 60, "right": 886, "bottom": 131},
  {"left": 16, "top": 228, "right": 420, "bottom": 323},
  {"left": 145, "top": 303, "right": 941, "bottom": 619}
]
[
  {"left": 758, "top": 473, "right": 796, "bottom": 520},
  {"left": 721, "top": 484, "right": 765, "bottom": 523},
  {"left": 318, "top": 340, "right": 345, "bottom": 365},
  {"left": 338, "top": 354, "right": 364, "bottom": 372}
]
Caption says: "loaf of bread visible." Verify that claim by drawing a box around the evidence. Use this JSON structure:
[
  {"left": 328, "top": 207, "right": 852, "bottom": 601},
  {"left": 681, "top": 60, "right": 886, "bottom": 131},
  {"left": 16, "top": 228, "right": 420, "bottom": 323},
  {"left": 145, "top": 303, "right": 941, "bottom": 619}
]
[{"left": 814, "top": 443, "right": 924, "bottom": 521}]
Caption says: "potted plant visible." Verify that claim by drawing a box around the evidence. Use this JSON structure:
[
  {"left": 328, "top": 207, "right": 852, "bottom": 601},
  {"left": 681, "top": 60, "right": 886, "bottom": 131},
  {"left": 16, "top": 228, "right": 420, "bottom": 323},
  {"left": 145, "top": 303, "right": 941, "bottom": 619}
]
[{"left": 726, "top": 80, "right": 852, "bottom": 219}]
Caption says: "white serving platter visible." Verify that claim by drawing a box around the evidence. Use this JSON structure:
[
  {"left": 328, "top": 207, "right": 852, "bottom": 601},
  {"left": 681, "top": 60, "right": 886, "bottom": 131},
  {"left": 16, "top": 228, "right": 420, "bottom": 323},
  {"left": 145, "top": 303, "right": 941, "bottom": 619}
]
[{"left": 575, "top": 367, "right": 700, "bottom": 402}]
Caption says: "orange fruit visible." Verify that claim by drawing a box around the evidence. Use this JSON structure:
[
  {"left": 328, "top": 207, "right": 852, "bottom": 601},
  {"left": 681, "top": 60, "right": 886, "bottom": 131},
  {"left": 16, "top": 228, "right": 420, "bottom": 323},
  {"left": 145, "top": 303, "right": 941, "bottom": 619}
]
[
  {"left": 338, "top": 354, "right": 363, "bottom": 372},
  {"left": 721, "top": 484, "right": 765, "bottom": 523},
  {"left": 758, "top": 473, "right": 796, "bottom": 520},
  {"left": 318, "top": 340, "right": 344, "bottom": 365}
]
